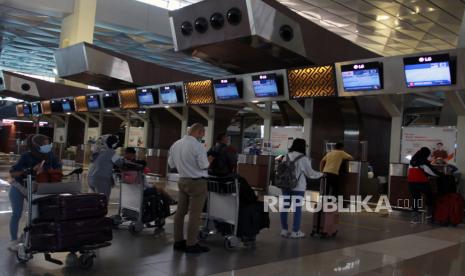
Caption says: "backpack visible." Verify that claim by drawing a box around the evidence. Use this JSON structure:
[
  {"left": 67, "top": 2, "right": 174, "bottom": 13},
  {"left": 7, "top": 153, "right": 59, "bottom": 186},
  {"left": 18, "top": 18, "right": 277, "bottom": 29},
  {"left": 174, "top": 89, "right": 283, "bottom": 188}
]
[{"left": 273, "top": 154, "right": 305, "bottom": 190}]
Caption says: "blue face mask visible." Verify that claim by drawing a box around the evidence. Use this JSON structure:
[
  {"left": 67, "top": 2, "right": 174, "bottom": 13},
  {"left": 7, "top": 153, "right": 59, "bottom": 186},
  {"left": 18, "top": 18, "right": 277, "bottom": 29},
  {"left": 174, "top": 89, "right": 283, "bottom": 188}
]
[{"left": 39, "top": 143, "right": 52, "bottom": 154}]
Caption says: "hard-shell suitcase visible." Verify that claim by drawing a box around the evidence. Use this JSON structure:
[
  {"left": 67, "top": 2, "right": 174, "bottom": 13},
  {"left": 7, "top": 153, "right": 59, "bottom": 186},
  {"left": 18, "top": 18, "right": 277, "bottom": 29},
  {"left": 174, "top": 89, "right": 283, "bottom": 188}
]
[
  {"left": 33, "top": 193, "right": 108, "bottom": 222},
  {"left": 29, "top": 217, "right": 113, "bottom": 252},
  {"left": 434, "top": 193, "right": 464, "bottom": 226},
  {"left": 311, "top": 176, "right": 338, "bottom": 237}
]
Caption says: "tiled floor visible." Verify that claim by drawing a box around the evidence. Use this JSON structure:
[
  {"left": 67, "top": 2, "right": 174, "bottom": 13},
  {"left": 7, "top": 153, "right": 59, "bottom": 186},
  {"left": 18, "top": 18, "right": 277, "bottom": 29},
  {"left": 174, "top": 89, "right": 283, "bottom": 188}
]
[{"left": 1, "top": 160, "right": 464, "bottom": 275}]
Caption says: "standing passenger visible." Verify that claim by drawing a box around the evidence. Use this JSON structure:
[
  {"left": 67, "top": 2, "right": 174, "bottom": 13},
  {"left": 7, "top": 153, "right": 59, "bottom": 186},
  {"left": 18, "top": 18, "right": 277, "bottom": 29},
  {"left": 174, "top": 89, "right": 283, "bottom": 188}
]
[
  {"left": 319, "top": 142, "right": 353, "bottom": 198},
  {"left": 280, "top": 139, "right": 323, "bottom": 239},
  {"left": 168, "top": 123, "right": 212, "bottom": 254}
]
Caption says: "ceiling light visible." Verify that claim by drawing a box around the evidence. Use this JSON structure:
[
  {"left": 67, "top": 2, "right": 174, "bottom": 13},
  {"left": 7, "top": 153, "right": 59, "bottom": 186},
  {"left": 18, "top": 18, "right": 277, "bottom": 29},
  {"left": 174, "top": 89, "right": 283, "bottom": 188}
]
[
  {"left": 376, "top": 15, "right": 390, "bottom": 21},
  {"left": 428, "top": 7, "right": 435, "bottom": 12}
]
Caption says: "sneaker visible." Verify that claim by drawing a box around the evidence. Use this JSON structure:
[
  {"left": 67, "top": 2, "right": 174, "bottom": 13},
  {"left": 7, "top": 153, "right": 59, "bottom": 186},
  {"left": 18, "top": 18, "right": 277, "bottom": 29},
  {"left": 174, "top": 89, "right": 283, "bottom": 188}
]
[
  {"left": 7, "top": 240, "right": 19, "bottom": 252},
  {"left": 173, "top": 240, "right": 186, "bottom": 251},
  {"left": 280, "top": 229, "right": 289, "bottom": 237},
  {"left": 290, "top": 231, "right": 306, "bottom": 239},
  {"left": 184, "top": 243, "right": 210, "bottom": 254}
]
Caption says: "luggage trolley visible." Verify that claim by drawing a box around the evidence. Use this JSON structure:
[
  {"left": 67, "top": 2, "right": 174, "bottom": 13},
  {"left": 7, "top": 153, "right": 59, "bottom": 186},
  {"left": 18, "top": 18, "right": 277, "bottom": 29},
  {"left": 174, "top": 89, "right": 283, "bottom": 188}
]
[
  {"left": 199, "top": 176, "right": 245, "bottom": 250},
  {"left": 111, "top": 169, "right": 166, "bottom": 234},
  {"left": 16, "top": 168, "right": 111, "bottom": 269}
]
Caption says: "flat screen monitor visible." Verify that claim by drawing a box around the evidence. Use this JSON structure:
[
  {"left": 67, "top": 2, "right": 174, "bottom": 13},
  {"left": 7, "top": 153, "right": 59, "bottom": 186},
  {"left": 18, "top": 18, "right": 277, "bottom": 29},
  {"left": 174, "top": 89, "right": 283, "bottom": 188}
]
[
  {"left": 341, "top": 62, "right": 383, "bottom": 91},
  {"left": 23, "top": 104, "right": 31, "bottom": 116},
  {"left": 61, "top": 99, "right": 75, "bottom": 112},
  {"left": 159, "top": 85, "right": 180, "bottom": 104},
  {"left": 50, "top": 100, "right": 63, "bottom": 113},
  {"left": 213, "top": 78, "right": 241, "bottom": 100},
  {"left": 251, "top": 73, "right": 279, "bottom": 98},
  {"left": 404, "top": 54, "right": 453, "bottom": 88},
  {"left": 137, "top": 88, "right": 157, "bottom": 106},
  {"left": 86, "top": 95, "right": 101, "bottom": 110},
  {"left": 102, "top": 92, "right": 119, "bottom": 108},
  {"left": 31, "top": 102, "right": 41, "bottom": 115}
]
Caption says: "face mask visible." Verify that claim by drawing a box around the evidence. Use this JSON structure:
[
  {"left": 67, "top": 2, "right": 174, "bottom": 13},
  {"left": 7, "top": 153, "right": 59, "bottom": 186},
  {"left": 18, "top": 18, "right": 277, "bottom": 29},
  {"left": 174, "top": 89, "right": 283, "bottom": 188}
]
[{"left": 39, "top": 143, "right": 52, "bottom": 153}]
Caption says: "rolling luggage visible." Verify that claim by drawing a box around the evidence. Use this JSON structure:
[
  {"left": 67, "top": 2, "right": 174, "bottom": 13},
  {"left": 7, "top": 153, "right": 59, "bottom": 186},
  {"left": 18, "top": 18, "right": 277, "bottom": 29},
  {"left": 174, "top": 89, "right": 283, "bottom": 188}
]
[
  {"left": 434, "top": 193, "right": 464, "bottom": 226},
  {"left": 311, "top": 176, "right": 338, "bottom": 237},
  {"left": 33, "top": 194, "right": 108, "bottom": 222},
  {"left": 29, "top": 217, "right": 113, "bottom": 252}
]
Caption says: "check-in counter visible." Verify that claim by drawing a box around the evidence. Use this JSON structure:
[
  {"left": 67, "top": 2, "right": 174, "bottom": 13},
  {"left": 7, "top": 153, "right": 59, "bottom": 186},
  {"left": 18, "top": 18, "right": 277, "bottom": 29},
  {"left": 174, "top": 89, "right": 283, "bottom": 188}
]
[
  {"left": 388, "top": 163, "right": 411, "bottom": 208},
  {"left": 338, "top": 161, "right": 369, "bottom": 201},
  {"left": 135, "top": 147, "right": 147, "bottom": 161},
  {"left": 237, "top": 154, "right": 274, "bottom": 191},
  {"left": 75, "top": 144, "right": 92, "bottom": 167},
  {"left": 146, "top": 149, "right": 168, "bottom": 177}
]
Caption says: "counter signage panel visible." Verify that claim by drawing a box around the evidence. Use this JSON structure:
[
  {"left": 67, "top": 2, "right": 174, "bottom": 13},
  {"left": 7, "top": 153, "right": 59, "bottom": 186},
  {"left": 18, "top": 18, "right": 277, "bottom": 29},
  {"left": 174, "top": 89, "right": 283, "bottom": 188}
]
[
  {"left": 341, "top": 62, "right": 382, "bottom": 91},
  {"left": 251, "top": 74, "right": 279, "bottom": 97},
  {"left": 159, "top": 85, "right": 179, "bottom": 104},
  {"left": 50, "top": 100, "right": 63, "bottom": 113},
  {"left": 213, "top": 78, "right": 241, "bottom": 100},
  {"left": 404, "top": 54, "right": 453, "bottom": 88},
  {"left": 23, "top": 104, "right": 31, "bottom": 116},
  {"left": 86, "top": 95, "right": 101, "bottom": 110},
  {"left": 31, "top": 102, "right": 41, "bottom": 115},
  {"left": 102, "top": 92, "right": 120, "bottom": 108},
  {"left": 137, "top": 88, "right": 156, "bottom": 106}
]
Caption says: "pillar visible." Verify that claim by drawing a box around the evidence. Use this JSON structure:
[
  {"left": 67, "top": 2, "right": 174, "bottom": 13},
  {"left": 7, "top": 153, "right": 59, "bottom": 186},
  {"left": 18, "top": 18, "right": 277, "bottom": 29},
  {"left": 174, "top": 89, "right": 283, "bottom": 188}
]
[{"left": 59, "top": 0, "right": 97, "bottom": 48}]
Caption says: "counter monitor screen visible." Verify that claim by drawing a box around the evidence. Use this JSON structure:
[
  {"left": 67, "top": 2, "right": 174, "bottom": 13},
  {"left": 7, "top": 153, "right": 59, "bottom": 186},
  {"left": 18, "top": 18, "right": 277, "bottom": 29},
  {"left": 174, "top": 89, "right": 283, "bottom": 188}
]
[
  {"left": 23, "top": 104, "right": 31, "bottom": 115},
  {"left": 61, "top": 99, "right": 75, "bottom": 112},
  {"left": 159, "top": 85, "right": 179, "bottom": 104},
  {"left": 404, "top": 54, "right": 453, "bottom": 88},
  {"left": 102, "top": 92, "right": 119, "bottom": 108},
  {"left": 251, "top": 74, "right": 279, "bottom": 97},
  {"left": 137, "top": 88, "right": 156, "bottom": 106},
  {"left": 213, "top": 78, "right": 241, "bottom": 100},
  {"left": 341, "top": 62, "right": 383, "bottom": 91},
  {"left": 50, "top": 100, "right": 63, "bottom": 113},
  {"left": 86, "top": 95, "right": 101, "bottom": 110},
  {"left": 31, "top": 102, "right": 41, "bottom": 115}
]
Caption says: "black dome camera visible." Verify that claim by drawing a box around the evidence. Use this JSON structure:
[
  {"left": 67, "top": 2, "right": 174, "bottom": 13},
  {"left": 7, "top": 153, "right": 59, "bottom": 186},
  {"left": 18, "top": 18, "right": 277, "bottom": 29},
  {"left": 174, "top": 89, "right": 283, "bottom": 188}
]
[
  {"left": 181, "top": 21, "right": 193, "bottom": 36},
  {"left": 194, "top": 17, "right": 209, "bottom": 33},
  {"left": 210, "top": 13, "right": 225, "bottom": 30},
  {"left": 227, "top": 8, "right": 242, "bottom": 25}
]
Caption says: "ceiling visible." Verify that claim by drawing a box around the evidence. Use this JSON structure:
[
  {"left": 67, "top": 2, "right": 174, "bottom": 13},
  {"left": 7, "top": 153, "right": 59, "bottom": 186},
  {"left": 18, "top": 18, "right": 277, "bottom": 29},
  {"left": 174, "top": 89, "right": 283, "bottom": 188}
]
[{"left": 276, "top": 0, "right": 464, "bottom": 56}]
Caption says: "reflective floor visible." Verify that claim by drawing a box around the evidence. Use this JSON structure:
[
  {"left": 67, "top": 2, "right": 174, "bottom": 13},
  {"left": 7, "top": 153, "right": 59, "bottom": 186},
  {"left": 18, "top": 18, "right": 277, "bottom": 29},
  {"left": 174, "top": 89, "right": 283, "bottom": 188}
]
[{"left": 0, "top": 162, "right": 464, "bottom": 275}]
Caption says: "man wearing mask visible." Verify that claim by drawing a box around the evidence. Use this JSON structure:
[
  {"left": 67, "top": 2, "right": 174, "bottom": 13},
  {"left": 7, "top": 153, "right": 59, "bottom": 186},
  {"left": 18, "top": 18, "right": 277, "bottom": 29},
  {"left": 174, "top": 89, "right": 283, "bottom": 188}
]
[
  {"left": 8, "top": 134, "right": 61, "bottom": 251},
  {"left": 168, "top": 123, "right": 212, "bottom": 254},
  {"left": 88, "top": 134, "right": 123, "bottom": 199}
]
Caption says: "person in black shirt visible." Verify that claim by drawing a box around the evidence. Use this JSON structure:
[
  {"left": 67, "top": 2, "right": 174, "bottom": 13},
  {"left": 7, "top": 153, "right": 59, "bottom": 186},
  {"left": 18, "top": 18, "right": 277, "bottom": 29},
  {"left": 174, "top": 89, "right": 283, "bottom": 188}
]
[{"left": 207, "top": 133, "right": 238, "bottom": 177}]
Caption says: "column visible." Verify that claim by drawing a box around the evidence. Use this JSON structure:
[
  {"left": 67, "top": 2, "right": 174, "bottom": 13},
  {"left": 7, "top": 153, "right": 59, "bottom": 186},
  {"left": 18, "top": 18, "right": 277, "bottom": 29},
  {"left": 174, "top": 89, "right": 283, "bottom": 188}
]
[{"left": 59, "top": 0, "right": 97, "bottom": 48}]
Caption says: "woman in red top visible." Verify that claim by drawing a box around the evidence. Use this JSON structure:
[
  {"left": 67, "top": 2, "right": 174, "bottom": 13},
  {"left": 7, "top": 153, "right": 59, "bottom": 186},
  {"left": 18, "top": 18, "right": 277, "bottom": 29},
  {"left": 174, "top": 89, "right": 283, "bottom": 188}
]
[{"left": 408, "top": 147, "right": 442, "bottom": 224}]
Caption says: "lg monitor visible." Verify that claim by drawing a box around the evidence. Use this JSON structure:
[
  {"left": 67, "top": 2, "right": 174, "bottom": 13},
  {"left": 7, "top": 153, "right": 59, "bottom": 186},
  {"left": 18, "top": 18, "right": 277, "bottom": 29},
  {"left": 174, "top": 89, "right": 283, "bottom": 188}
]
[
  {"left": 31, "top": 102, "right": 41, "bottom": 115},
  {"left": 159, "top": 85, "right": 182, "bottom": 104},
  {"left": 404, "top": 54, "right": 453, "bottom": 88},
  {"left": 23, "top": 104, "right": 31, "bottom": 116},
  {"left": 251, "top": 73, "right": 280, "bottom": 98},
  {"left": 50, "top": 100, "right": 63, "bottom": 113},
  {"left": 102, "top": 92, "right": 120, "bottom": 108},
  {"left": 86, "top": 95, "right": 101, "bottom": 110},
  {"left": 61, "top": 99, "right": 75, "bottom": 112},
  {"left": 341, "top": 62, "right": 383, "bottom": 91},
  {"left": 213, "top": 78, "right": 241, "bottom": 100},
  {"left": 137, "top": 88, "right": 157, "bottom": 106}
]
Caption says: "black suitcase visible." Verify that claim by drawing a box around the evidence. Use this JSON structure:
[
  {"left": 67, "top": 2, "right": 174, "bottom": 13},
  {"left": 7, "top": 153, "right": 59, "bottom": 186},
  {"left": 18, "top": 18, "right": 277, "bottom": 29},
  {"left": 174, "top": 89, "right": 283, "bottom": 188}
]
[
  {"left": 30, "top": 217, "right": 113, "bottom": 252},
  {"left": 33, "top": 194, "right": 108, "bottom": 222}
]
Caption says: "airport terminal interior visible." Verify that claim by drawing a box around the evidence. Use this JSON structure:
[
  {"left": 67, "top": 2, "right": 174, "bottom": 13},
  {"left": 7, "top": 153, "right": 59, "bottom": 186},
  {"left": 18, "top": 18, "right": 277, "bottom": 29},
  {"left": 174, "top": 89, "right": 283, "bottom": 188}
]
[{"left": 2, "top": 0, "right": 465, "bottom": 275}]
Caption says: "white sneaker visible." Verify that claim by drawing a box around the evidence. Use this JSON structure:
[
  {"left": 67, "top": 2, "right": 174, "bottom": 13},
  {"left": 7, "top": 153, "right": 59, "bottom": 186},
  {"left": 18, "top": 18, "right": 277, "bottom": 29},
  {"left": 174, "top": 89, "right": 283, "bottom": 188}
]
[
  {"left": 7, "top": 240, "right": 19, "bottom": 252},
  {"left": 280, "top": 229, "right": 289, "bottom": 237},
  {"left": 290, "top": 231, "right": 306, "bottom": 239}
]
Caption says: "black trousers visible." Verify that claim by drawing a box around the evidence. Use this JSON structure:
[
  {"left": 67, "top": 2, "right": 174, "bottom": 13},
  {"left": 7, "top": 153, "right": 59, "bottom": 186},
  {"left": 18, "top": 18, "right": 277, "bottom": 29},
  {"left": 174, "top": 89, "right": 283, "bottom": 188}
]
[
  {"left": 408, "top": 182, "right": 433, "bottom": 212},
  {"left": 325, "top": 173, "right": 340, "bottom": 197}
]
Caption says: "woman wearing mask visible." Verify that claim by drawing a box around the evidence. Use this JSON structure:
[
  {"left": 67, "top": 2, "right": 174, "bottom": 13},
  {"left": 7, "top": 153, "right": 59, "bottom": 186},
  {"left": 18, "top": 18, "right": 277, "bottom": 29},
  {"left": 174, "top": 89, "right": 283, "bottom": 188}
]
[
  {"left": 88, "top": 134, "right": 123, "bottom": 200},
  {"left": 280, "top": 138, "right": 323, "bottom": 239},
  {"left": 8, "top": 134, "right": 62, "bottom": 251},
  {"left": 408, "top": 147, "right": 442, "bottom": 224}
]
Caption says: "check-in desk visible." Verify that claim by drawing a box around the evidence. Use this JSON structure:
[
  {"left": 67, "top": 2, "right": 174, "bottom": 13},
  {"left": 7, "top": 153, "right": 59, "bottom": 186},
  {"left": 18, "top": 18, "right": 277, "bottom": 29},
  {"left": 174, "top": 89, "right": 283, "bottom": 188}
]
[
  {"left": 135, "top": 147, "right": 147, "bottom": 161},
  {"left": 388, "top": 163, "right": 411, "bottom": 209},
  {"left": 338, "top": 161, "right": 370, "bottom": 201},
  {"left": 237, "top": 154, "right": 274, "bottom": 191},
  {"left": 146, "top": 149, "right": 168, "bottom": 178}
]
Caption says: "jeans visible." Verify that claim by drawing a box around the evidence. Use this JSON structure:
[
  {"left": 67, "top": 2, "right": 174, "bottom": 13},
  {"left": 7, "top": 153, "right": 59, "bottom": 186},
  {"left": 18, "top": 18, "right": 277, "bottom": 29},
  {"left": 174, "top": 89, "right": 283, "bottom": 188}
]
[
  {"left": 280, "top": 190, "right": 305, "bottom": 232},
  {"left": 9, "top": 185, "right": 24, "bottom": 241},
  {"left": 408, "top": 182, "right": 433, "bottom": 213}
]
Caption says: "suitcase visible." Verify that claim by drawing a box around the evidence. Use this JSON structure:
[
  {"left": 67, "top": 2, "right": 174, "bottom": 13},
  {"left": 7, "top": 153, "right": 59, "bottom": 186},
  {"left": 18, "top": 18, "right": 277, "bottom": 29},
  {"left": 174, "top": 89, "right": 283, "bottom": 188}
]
[
  {"left": 29, "top": 217, "right": 113, "bottom": 252},
  {"left": 33, "top": 193, "right": 108, "bottom": 222},
  {"left": 434, "top": 193, "right": 464, "bottom": 226},
  {"left": 311, "top": 176, "right": 338, "bottom": 237}
]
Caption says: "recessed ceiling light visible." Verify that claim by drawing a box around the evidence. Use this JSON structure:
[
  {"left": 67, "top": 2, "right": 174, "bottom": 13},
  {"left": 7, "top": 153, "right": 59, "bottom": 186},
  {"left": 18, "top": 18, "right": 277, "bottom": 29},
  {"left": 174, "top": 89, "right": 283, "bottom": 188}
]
[{"left": 376, "top": 15, "right": 390, "bottom": 21}]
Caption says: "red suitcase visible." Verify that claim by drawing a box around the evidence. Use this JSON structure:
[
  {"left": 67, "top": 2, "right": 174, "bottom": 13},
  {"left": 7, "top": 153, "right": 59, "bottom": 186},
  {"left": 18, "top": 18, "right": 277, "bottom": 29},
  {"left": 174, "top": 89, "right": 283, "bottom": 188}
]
[
  {"left": 434, "top": 193, "right": 464, "bottom": 226},
  {"left": 33, "top": 193, "right": 108, "bottom": 222},
  {"left": 30, "top": 217, "right": 113, "bottom": 252},
  {"left": 311, "top": 176, "right": 338, "bottom": 237}
]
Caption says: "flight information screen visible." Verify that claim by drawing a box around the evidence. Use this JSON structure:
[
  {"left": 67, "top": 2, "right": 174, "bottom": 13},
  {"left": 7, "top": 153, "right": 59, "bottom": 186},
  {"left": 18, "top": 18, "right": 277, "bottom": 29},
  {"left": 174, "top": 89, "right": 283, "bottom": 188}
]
[
  {"left": 160, "top": 86, "right": 179, "bottom": 104},
  {"left": 213, "top": 78, "right": 240, "bottom": 100},
  {"left": 341, "top": 62, "right": 382, "bottom": 91},
  {"left": 404, "top": 54, "right": 452, "bottom": 88},
  {"left": 252, "top": 74, "right": 279, "bottom": 97}
]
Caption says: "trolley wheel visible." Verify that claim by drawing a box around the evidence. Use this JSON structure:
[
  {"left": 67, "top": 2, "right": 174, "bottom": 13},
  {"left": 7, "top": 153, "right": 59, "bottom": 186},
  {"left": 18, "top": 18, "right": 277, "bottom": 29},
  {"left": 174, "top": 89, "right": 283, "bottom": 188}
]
[
  {"left": 16, "top": 244, "right": 30, "bottom": 264},
  {"left": 224, "top": 236, "right": 239, "bottom": 251},
  {"left": 110, "top": 215, "right": 122, "bottom": 229},
  {"left": 65, "top": 252, "right": 79, "bottom": 267},
  {"left": 129, "top": 222, "right": 144, "bottom": 234},
  {"left": 78, "top": 254, "right": 95, "bottom": 270}
]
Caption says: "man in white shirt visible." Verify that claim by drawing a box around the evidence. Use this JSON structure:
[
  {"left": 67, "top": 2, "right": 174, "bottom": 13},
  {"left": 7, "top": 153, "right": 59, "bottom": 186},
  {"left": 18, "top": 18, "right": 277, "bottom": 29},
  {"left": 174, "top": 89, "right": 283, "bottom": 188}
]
[{"left": 168, "top": 123, "right": 212, "bottom": 254}]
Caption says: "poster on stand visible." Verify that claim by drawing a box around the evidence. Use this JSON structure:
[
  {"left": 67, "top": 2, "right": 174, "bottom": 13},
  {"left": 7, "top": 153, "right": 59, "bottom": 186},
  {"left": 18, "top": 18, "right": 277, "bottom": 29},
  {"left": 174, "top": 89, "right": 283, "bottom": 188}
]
[
  {"left": 128, "top": 127, "right": 145, "bottom": 147},
  {"left": 86, "top": 128, "right": 100, "bottom": 144},
  {"left": 270, "top": 127, "right": 304, "bottom": 156},
  {"left": 401, "top": 126, "right": 456, "bottom": 164},
  {"left": 54, "top": 127, "right": 66, "bottom": 143}
]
